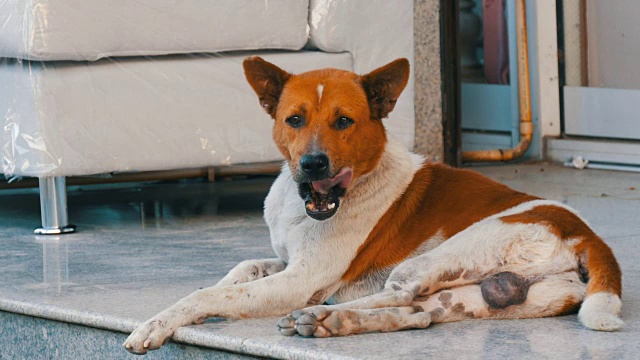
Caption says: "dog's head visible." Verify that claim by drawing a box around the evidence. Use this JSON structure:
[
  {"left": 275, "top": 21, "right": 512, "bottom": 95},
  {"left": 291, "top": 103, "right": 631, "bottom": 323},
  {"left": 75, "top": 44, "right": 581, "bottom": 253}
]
[{"left": 243, "top": 57, "right": 410, "bottom": 220}]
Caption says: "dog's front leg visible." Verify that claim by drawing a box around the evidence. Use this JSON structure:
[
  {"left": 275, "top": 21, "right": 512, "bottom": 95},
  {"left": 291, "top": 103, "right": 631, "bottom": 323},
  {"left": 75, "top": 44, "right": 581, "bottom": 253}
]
[{"left": 124, "top": 267, "right": 329, "bottom": 354}]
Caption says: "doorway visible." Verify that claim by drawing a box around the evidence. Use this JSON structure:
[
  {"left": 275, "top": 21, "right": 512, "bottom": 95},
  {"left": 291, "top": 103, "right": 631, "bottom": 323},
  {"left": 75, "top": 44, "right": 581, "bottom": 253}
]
[{"left": 551, "top": 0, "right": 640, "bottom": 170}]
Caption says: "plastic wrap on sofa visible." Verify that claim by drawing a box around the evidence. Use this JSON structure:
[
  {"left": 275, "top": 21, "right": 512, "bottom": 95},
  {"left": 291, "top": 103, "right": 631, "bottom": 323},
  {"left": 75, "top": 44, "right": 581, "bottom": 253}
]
[
  {"left": 0, "top": 0, "right": 310, "bottom": 61},
  {"left": 1, "top": 52, "right": 356, "bottom": 178}
]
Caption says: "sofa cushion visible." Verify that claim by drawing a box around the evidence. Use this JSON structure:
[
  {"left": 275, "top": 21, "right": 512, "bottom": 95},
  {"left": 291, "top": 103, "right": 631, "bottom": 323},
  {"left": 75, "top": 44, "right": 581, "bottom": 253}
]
[
  {"left": 0, "top": 0, "right": 310, "bottom": 61},
  {"left": 0, "top": 52, "right": 356, "bottom": 177}
]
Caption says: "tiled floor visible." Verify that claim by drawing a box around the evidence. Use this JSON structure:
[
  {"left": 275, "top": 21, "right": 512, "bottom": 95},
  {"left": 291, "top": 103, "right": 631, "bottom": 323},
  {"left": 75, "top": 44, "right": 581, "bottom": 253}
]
[{"left": 1, "top": 163, "right": 639, "bottom": 359}]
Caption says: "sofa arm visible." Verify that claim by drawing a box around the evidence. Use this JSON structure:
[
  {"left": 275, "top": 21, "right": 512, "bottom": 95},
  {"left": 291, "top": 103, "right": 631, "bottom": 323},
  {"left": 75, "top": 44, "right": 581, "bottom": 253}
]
[{"left": 309, "top": 0, "right": 415, "bottom": 149}]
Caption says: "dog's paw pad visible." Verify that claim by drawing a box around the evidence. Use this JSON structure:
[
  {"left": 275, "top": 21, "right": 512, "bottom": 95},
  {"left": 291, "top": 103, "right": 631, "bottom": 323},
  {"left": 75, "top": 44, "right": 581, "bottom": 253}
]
[
  {"left": 279, "top": 327, "right": 298, "bottom": 336},
  {"left": 290, "top": 310, "right": 306, "bottom": 320},
  {"left": 296, "top": 324, "right": 317, "bottom": 337},
  {"left": 278, "top": 316, "right": 295, "bottom": 328},
  {"left": 278, "top": 315, "right": 298, "bottom": 336},
  {"left": 296, "top": 313, "right": 317, "bottom": 325},
  {"left": 277, "top": 310, "right": 334, "bottom": 338}
]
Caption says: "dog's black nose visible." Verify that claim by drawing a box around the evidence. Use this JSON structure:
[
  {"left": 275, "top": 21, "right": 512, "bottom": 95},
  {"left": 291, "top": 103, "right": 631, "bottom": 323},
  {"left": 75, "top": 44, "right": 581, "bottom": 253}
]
[{"left": 300, "top": 153, "right": 329, "bottom": 178}]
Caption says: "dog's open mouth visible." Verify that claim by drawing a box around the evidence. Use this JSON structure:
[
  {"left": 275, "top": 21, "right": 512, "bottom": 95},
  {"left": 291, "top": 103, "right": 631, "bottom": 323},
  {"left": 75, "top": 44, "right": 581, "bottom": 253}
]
[{"left": 298, "top": 168, "right": 353, "bottom": 221}]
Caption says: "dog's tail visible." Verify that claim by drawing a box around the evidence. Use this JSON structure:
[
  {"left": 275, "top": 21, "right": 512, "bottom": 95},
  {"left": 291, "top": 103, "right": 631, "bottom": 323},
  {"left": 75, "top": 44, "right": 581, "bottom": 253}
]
[{"left": 576, "top": 234, "right": 623, "bottom": 331}]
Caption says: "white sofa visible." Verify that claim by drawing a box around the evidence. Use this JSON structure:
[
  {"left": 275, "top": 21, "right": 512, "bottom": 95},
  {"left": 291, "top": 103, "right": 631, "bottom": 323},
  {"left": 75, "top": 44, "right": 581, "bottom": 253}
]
[{"left": 0, "top": 0, "right": 415, "bottom": 233}]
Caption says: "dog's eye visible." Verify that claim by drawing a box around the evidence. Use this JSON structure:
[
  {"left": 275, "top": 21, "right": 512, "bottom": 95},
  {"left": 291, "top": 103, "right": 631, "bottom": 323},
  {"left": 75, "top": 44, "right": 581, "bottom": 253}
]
[
  {"left": 334, "top": 116, "right": 354, "bottom": 130},
  {"left": 285, "top": 116, "right": 304, "bottom": 128}
]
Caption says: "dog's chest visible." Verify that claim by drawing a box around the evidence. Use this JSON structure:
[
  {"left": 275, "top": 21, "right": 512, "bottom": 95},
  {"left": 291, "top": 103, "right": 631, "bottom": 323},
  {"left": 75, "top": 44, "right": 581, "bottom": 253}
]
[
  {"left": 264, "top": 170, "right": 388, "bottom": 266},
  {"left": 264, "top": 171, "right": 313, "bottom": 261},
  {"left": 267, "top": 193, "right": 350, "bottom": 263}
]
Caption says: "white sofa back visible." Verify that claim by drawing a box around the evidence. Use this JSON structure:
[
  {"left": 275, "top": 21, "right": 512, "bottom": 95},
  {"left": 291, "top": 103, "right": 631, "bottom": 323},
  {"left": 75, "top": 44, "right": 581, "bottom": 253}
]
[{"left": 0, "top": 0, "right": 309, "bottom": 61}]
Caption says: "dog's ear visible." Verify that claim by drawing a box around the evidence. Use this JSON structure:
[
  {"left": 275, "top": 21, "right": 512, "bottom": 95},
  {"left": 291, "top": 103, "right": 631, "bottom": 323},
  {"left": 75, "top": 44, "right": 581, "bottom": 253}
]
[
  {"left": 360, "top": 58, "right": 410, "bottom": 120},
  {"left": 243, "top": 57, "right": 291, "bottom": 119}
]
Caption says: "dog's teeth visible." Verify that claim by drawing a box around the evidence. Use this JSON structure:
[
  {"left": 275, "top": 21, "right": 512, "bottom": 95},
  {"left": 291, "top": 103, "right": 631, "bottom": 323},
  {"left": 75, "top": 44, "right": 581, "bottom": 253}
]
[{"left": 328, "top": 203, "right": 335, "bottom": 210}]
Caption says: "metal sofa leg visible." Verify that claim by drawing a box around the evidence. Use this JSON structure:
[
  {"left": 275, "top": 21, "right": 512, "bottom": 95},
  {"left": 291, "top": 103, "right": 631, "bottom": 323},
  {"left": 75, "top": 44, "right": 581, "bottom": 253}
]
[{"left": 34, "top": 177, "right": 76, "bottom": 235}]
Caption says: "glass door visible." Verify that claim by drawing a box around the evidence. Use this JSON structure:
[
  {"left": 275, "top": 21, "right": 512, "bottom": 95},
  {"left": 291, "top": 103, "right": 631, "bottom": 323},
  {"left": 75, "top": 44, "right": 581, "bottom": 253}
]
[
  {"left": 562, "top": 0, "right": 640, "bottom": 142},
  {"left": 460, "top": 0, "right": 520, "bottom": 152}
]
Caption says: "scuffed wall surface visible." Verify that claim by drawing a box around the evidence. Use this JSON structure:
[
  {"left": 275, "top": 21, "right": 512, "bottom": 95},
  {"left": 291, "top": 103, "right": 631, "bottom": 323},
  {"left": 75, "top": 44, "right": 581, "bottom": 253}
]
[{"left": 413, "top": 0, "right": 444, "bottom": 162}]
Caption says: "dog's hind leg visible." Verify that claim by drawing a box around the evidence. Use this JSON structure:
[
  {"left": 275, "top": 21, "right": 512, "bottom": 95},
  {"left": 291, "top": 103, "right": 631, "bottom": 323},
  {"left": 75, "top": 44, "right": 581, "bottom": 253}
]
[
  {"left": 279, "top": 306, "right": 431, "bottom": 337},
  {"left": 280, "top": 272, "right": 585, "bottom": 337},
  {"left": 278, "top": 283, "right": 483, "bottom": 337},
  {"left": 416, "top": 271, "right": 586, "bottom": 324}
]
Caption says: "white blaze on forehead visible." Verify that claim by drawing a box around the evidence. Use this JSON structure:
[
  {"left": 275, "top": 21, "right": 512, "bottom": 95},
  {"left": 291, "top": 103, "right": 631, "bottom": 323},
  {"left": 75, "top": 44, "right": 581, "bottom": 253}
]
[{"left": 317, "top": 84, "right": 324, "bottom": 102}]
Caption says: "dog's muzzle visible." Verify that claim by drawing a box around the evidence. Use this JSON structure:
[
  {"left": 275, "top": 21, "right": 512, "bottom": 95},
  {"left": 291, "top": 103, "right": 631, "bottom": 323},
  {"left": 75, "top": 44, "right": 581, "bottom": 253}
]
[{"left": 297, "top": 167, "right": 353, "bottom": 221}]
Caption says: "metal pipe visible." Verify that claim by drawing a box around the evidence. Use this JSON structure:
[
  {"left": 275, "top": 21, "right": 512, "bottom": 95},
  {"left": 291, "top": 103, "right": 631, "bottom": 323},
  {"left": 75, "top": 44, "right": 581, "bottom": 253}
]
[
  {"left": 462, "top": 0, "right": 533, "bottom": 163},
  {"left": 35, "top": 177, "right": 76, "bottom": 235}
]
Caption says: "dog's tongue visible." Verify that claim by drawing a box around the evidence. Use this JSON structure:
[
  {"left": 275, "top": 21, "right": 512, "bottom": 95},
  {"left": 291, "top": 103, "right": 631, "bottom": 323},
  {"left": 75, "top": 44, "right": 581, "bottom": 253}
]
[{"left": 312, "top": 168, "right": 353, "bottom": 194}]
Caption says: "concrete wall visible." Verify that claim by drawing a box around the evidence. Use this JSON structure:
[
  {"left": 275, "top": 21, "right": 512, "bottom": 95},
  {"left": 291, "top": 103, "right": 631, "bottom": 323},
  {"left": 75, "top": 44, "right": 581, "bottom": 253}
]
[{"left": 413, "top": 0, "right": 444, "bottom": 162}]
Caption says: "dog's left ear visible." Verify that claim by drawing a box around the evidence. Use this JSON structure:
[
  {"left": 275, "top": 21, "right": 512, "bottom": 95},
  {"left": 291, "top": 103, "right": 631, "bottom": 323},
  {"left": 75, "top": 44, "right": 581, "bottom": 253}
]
[
  {"left": 243, "top": 56, "right": 291, "bottom": 119},
  {"left": 361, "top": 58, "right": 410, "bottom": 120}
]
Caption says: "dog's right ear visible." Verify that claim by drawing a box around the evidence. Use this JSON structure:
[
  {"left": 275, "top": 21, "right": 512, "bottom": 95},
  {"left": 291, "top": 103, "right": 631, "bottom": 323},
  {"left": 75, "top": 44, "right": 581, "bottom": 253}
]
[{"left": 243, "top": 57, "right": 291, "bottom": 119}]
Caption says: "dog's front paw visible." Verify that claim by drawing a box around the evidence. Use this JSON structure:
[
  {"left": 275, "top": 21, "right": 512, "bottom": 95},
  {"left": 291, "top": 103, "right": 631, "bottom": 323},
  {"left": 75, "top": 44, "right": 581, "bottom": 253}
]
[
  {"left": 123, "top": 318, "right": 174, "bottom": 354},
  {"left": 277, "top": 307, "right": 334, "bottom": 338}
]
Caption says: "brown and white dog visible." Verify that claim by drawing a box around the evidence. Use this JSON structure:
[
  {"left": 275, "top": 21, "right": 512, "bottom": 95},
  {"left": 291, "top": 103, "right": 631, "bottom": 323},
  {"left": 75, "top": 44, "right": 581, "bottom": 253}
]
[{"left": 124, "top": 58, "right": 622, "bottom": 354}]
